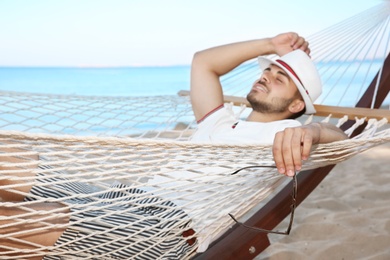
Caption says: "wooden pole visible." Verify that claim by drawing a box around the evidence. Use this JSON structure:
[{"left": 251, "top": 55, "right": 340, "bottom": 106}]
[{"left": 178, "top": 91, "right": 390, "bottom": 121}]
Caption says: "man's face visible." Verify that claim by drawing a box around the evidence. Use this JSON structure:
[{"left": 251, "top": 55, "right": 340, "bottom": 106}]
[{"left": 247, "top": 64, "right": 299, "bottom": 114}]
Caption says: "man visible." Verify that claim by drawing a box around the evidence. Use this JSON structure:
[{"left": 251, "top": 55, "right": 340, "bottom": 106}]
[{"left": 190, "top": 32, "right": 347, "bottom": 177}]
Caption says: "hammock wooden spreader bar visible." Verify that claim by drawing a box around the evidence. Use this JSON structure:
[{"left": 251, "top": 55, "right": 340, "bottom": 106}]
[
  {"left": 178, "top": 90, "right": 390, "bottom": 121},
  {"left": 193, "top": 35, "right": 390, "bottom": 260}
]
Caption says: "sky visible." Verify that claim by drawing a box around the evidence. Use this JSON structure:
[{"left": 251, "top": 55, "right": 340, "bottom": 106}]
[{"left": 0, "top": 0, "right": 384, "bottom": 67}]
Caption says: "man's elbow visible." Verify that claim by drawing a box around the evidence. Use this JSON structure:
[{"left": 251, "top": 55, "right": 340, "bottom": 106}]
[{"left": 191, "top": 51, "right": 209, "bottom": 70}]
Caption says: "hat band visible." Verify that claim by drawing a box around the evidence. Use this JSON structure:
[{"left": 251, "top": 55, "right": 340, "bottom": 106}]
[{"left": 276, "top": 59, "right": 310, "bottom": 98}]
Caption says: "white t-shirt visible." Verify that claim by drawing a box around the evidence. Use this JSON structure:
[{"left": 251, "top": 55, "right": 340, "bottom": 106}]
[
  {"left": 191, "top": 104, "right": 301, "bottom": 144},
  {"left": 146, "top": 104, "right": 302, "bottom": 252}
]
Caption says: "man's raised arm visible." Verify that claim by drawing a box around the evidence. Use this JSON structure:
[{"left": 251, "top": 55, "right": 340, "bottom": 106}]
[{"left": 190, "top": 33, "right": 309, "bottom": 122}]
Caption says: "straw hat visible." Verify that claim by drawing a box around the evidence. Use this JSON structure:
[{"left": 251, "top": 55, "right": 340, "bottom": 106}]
[{"left": 258, "top": 50, "right": 322, "bottom": 114}]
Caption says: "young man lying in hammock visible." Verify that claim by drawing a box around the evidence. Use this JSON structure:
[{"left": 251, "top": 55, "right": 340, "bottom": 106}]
[
  {"left": 190, "top": 32, "right": 347, "bottom": 177},
  {"left": 0, "top": 32, "right": 347, "bottom": 259}
]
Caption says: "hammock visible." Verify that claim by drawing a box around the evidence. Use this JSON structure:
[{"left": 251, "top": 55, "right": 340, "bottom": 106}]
[{"left": 1, "top": 2, "right": 390, "bottom": 259}]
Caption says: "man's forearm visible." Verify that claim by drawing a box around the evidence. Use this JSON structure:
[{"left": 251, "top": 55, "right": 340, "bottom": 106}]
[
  {"left": 316, "top": 122, "right": 348, "bottom": 144},
  {"left": 192, "top": 38, "right": 274, "bottom": 77}
]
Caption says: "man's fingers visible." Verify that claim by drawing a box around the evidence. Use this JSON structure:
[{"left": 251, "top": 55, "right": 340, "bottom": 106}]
[
  {"left": 273, "top": 127, "right": 315, "bottom": 177},
  {"left": 291, "top": 129, "right": 303, "bottom": 172},
  {"left": 301, "top": 131, "right": 313, "bottom": 161},
  {"left": 291, "top": 36, "right": 310, "bottom": 56},
  {"left": 292, "top": 37, "right": 305, "bottom": 49},
  {"left": 273, "top": 131, "right": 286, "bottom": 175},
  {"left": 305, "top": 47, "right": 311, "bottom": 57},
  {"left": 288, "top": 32, "right": 299, "bottom": 47},
  {"left": 273, "top": 129, "right": 295, "bottom": 177},
  {"left": 281, "top": 128, "right": 299, "bottom": 176},
  {"left": 299, "top": 41, "right": 310, "bottom": 53}
]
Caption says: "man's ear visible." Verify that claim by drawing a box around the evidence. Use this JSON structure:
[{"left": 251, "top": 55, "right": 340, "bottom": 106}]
[{"left": 289, "top": 99, "right": 305, "bottom": 114}]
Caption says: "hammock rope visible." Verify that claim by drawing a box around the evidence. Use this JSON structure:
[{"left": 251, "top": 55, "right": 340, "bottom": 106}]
[
  {"left": 1, "top": 120, "right": 390, "bottom": 258},
  {"left": 1, "top": 2, "right": 390, "bottom": 259}
]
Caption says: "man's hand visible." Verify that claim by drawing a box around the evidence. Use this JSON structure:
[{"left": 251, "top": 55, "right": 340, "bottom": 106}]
[
  {"left": 272, "top": 123, "right": 347, "bottom": 177},
  {"left": 272, "top": 124, "right": 320, "bottom": 176},
  {"left": 271, "top": 32, "right": 310, "bottom": 57}
]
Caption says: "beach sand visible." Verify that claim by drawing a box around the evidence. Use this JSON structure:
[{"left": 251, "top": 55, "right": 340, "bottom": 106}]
[{"left": 257, "top": 142, "right": 390, "bottom": 259}]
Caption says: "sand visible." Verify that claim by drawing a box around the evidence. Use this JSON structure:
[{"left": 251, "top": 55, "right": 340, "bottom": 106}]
[{"left": 256, "top": 142, "right": 390, "bottom": 259}]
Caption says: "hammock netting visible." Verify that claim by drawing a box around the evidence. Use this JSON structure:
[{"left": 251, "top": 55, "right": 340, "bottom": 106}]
[{"left": 1, "top": 2, "right": 390, "bottom": 259}]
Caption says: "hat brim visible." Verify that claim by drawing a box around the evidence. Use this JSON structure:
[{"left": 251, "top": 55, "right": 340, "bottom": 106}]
[{"left": 258, "top": 56, "right": 316, "bottom": 114}]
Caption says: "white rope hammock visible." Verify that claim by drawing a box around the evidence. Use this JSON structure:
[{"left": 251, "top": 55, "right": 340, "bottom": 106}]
[{"left": 1, "top": 2, "right": 390, "bottom": 259}]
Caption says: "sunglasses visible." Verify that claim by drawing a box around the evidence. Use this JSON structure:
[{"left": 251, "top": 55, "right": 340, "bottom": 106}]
[{"left": 229, "top": 165, "right": 297, "bottom": 235}]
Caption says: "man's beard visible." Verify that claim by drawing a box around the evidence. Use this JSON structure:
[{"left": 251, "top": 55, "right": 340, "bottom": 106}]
[{"left": 246, "top": 91, "right": 294, "bottom": 114}]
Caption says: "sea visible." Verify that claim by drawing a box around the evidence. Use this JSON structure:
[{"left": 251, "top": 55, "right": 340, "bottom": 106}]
[
  {"left": 0, "top": 64, "right": 389, "bottom": 136},
  {"left": 0, "top": 66, "right": 192, "bottom": 97},
  {"left": 0, "top": 66, "right": 197, "bottom": 136},
  {"left": 0, "top": 62, "right": 388, "bottom": 103}
]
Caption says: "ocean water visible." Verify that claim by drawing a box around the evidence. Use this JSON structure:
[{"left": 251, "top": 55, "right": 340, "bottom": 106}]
[
  {"left": 0, "top": 63, "right": 388, "bottom": 105},
  {"left": 0, "top": 66, "right": 191, "bottom": 96},
  {"left": 0, "top": 66, "right": 196, "bottom": 135},
  {"left": 0, "top": 64, "right": 388, "bottom": 136}
]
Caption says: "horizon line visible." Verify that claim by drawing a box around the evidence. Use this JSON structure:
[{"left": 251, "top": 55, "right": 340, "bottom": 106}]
[{"left": 0, "top": 64, "right": 192, "bottom": 69}]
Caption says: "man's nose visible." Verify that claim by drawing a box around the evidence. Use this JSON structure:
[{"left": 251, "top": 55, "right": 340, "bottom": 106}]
[{"left": 259, "top": 76, "right": 268, "bottom": 84}]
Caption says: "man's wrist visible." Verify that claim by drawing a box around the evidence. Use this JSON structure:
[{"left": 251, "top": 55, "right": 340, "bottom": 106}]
[
  {"left": 262, "top": 38, "right": 275, "bottom": 55},
  {"left": 309, "top": 122, "right": 322, "bottom": 144}
]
